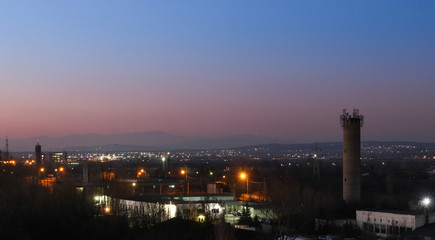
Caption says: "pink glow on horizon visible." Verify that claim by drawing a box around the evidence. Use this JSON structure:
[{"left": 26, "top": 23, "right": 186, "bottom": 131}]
[{"left": 1, "top": 1, "right": 434, "bottom": 142}]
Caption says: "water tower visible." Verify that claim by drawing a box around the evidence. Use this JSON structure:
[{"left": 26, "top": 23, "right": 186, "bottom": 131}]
[{"left": 340, "top": 109, "right": 364, "bottom": 203}]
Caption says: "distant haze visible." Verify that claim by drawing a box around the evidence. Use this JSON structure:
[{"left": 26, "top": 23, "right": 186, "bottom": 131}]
[
  {"left": 7, "top": 131, "right": 435, "bottom": 152},
  {"left": 9, "top": 131, "right": 289, "bottom": 152}
]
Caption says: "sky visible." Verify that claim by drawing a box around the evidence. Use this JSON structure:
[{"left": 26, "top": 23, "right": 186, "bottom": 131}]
[{"left": 0, "top": 1, "right": 434, "bottom": 142}]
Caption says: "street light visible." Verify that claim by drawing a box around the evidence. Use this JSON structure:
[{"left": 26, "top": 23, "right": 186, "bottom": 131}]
[
  {"left": 240, "top": 172, "right": 248, "bottom": 201},
  {"left": 132, "top": 182, "right": 136, "bottom": 195},
  {"left": 421, "top": 197, "right": 431, "bottom": 225},
  {"left": 422, "top": 197, "right": 431, "bottom": 207},
  {"left": 162, "top": 157, "right": 166, "bottom": 175},
  {"left": 181, "top": 168, "right": 189, "bottom": 195}
]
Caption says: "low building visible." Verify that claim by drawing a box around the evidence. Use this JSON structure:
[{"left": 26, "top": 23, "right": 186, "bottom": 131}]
[
  {"left": 103, "top": 193, "right": 274, "bottom": 225},
  {"left": 115, "top": 194, "right": 230, "bottom": 223},
  {"left": 356, "top": 209, "right": 435, "bottom": 238}
]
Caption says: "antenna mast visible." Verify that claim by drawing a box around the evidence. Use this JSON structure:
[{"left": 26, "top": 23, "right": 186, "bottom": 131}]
[{"left": 5, "top": 135, "right": 9, "bottom": 161}]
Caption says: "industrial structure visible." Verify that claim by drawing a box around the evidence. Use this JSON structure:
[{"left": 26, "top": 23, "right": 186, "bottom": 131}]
[
  {"left": 35, "top": 140, "right": 42, "bottom": 166},
  {"left": 4, "top": 136, "right": 9, "bottom": 161},
  {"left": 340, "top": 109, "right": 364, "bottom": 202}
]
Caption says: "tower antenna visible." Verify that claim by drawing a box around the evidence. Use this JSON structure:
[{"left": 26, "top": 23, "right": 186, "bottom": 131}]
[{"left": 5, "top": 134, "right": 9, "bottom": 161}]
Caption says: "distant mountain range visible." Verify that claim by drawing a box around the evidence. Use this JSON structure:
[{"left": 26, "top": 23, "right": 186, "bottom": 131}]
[{"left": 8, "top": 131, "right": 290, "bottom": 152}]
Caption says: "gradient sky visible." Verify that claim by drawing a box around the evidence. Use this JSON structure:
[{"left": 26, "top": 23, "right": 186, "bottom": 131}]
[{"left": 1, "top": 1, "right": 434, "bottom": 142}]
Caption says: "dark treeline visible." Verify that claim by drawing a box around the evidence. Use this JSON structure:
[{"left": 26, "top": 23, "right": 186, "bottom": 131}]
[
  {"left": 0, "top": 167, "right": 130, "bottom": 240},
  {"left": 0, "top": 164, "right": 232, "bottom": 240},
  {"left": 1, "top": 157, "right": 434, "bottom": 239}
]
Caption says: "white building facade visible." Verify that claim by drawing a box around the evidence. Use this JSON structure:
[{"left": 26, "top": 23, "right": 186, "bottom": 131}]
[{"left": 356, "top": 209, "right": 435, "bottom": 238}]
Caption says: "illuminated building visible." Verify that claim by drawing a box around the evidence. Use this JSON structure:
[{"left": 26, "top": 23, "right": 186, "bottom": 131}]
[{"left": 48, "top": 152, "right": 67, "bottom": 164}]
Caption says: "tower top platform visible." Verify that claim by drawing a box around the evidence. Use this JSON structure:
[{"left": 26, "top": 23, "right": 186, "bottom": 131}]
[{"left": 340, "top": 109, "right": 364, "bottom": 127}]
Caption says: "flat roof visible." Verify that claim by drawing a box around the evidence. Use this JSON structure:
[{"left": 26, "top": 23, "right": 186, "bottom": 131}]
[{"left": 357, "top": 208, "right": 425, "bottom": 216}]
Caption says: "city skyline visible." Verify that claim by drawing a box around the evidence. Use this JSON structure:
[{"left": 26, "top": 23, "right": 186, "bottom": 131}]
[{"left": 1, "top": 1, "right": 434, "bottom": 142}]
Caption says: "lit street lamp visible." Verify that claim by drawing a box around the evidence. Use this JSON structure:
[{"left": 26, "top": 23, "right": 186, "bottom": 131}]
[
  {"left": 240, "top": 172, "right": 248, "bottom": 201},
  {"left": 132, "top": 182, "right": 136, "bottom": 195},
  {"left": 181, "top": 168, "right": 189, "bottom": 195},
  {"left": 422, "top": 197, "right": 431, "bottom": 207},
  {"left": 162, "top": 157, "right": 166, "bottom": 176},
  {"left": 421, "top": 197, "right": 431, "bottom": 225}
]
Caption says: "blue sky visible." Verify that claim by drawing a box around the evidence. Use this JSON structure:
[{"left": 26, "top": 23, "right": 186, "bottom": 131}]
[{"left": 0, "top": 1, "right": 434, "bottom": 142}]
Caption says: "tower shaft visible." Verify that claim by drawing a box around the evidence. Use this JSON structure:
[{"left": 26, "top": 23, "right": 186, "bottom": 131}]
[
  {"left": 341, "top": 109, "right": 363, "bottom": 203},
  {"left": 35, "top": 141, "right": 42, "bottom": 166}
]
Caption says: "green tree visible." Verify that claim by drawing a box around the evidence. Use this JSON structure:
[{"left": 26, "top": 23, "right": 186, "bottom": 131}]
[{"left": 238, "top": 203, "right": 252, "bottom": 225}]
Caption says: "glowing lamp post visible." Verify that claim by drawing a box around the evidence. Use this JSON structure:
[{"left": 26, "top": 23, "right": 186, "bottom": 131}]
[
  {"left": 137, "top": 168, "right": 145, "bottom": 178},
  {"left": 181, "top": 168, "right": 189, "bottom": 195},
  {"left": 39, "top": 167, "right": 45, "bottom": 175},
  {"left": 422, "top": 197, "right": 431, "bottom": 207},
  {"left": 421, "top": 197, "right": 431, "bottom": 225},
  {"left": 161, "top": 157, "right": 166, "bottom": 176},
  {"left": 132, "top": 182, "right": 136, "bottom": 195},
  {"left": 240, "top": 172, "right": 248, "bottom": 201}
]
